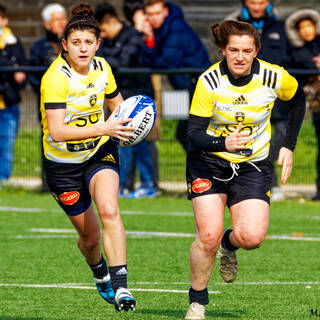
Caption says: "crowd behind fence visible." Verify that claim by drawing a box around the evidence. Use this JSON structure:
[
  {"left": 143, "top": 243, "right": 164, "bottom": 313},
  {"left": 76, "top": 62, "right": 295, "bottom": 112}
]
[{"left": 1, "top": 66, "right": 319, "bottom": 196}]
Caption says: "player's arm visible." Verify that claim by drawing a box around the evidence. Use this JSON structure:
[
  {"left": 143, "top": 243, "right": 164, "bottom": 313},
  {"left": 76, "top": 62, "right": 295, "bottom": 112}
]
[
  {"left": 277, "top": 71, "right": 306, "bottom": 184},
  {"left": 188, "top": 115, "right": 226, "bottom": 151}
]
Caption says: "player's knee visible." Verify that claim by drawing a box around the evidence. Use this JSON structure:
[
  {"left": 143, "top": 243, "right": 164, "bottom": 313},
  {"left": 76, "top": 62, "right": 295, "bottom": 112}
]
[
  {"left": 197, "top": 233, "right": 220, "bottom": 254},
  {"left": 98, "top": 202, "right": 119, "bottom": 222},
  {"left": 78, "top": 233, "right": 100, "bottom": 250},
  {"left": 234, "top": 230, "right": 264, "bottom": 249}
]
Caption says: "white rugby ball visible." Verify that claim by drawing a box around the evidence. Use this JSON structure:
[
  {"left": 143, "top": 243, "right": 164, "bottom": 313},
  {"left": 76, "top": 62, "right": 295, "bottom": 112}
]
[{"left": 115, "top": 95, "right": 157, "bottom": 147}]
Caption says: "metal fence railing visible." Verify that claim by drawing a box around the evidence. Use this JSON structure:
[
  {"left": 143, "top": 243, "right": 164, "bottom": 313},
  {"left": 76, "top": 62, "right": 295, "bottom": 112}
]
[{"left": 0, "top": 66, "right": 319, "bottom": 195}]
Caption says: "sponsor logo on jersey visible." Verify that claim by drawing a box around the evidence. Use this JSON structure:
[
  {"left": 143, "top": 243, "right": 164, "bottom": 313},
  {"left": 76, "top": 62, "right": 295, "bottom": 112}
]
[
  {"left": 59, "top": 191, "right": 80, "bottom": 205},
  {"left": 192, "top": 178, "right": 212, "bottom": 193},
  {"left": 235, "top": 112, "right": 245, "bottom": 123},
  {"left": 102, "top": 154, "right": 116, "bottom": 164},
  {"left": 216, "top": 105, "right": 233, "bottom": 112},
  {"left": 233, "top": 95, "right": 248, "bottom": 105},
  {"left": 89, "top": 94, "right": 97, "bottom": 106}
]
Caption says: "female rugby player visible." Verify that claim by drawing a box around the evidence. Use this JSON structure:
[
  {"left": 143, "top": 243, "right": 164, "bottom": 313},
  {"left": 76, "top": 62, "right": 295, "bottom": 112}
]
[
  {"left": 40, "top": 4, "right": 136, "bottom": 312},
  {"left": 185, "top": 20, "right": 305, "bottom": 319}
]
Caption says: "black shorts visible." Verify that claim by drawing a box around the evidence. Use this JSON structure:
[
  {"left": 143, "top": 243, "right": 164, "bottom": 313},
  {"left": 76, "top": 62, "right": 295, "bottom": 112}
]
[
  {"left": 43, "top": 139, "right": 120, "bottom": 216},
  {"left": 186, "top": 150, "right": 273, "bottom": 207}
]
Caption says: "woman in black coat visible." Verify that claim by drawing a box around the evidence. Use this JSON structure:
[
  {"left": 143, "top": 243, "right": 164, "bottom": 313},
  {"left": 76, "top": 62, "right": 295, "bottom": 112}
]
[{"left": 286, "top": 8, "right": 320, "bottom": 200}]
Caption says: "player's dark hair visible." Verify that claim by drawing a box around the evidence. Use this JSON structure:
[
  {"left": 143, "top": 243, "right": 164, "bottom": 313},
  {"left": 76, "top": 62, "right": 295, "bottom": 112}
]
[
  {"left": 95, "top": 2, "right": 118, "bottom": 24},
  {"left": 211, "top": 20, "right": 260, "bottom": 50},
  {"left": 64, "top": 3, "right": 100, "bottom": 40},
  {"left": 0, "top": 3, "right": 7, "bottom": 17},
  {"left": 123, "top": 0, "right": 143, "bottom": 24}
]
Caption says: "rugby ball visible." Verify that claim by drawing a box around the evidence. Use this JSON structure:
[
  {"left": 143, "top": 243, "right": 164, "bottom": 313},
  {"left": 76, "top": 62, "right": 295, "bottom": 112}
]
[{"left": 115, "top": 95, "right": 157, "bottom": 147}]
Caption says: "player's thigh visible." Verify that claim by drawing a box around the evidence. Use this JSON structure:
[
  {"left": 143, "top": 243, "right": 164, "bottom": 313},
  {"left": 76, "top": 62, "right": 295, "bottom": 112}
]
[
  {"left": 68, "top": 204, "right": 100, "bottom": 241},
  {"left": 192, "top": 194, "right": 227, "bottom": 239},
  {"left": 230, "top": 199, "right": 269, "bottom": 239},
  {"left": 89, "top": 168, "right": 120, "bottom": 214}
]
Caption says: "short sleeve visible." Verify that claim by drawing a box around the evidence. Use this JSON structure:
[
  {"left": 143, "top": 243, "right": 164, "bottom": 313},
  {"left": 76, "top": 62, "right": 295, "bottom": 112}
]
[
  {"left": 278, "top": 69, "right": 298, "bottom": 101},
  {"left": 41, "top": 70, "right": 68, "bottom": 103},
  {"left": 190, "top": 78, "right": 215, "bottom": 118}
]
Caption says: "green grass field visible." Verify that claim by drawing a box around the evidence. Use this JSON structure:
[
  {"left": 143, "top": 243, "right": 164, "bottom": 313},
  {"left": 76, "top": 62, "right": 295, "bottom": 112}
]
[{"left": 0, "top": 188, "right": 319, "bottom": 319}]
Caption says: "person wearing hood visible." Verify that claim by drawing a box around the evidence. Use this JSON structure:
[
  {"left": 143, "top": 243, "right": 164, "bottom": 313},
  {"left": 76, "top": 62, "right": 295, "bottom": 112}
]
[
  {"left": 141, "top": 0, "right": 211, "bottom": 152},
  {"left": 28, "top": 3, "right": 67, "bottom": 192},
  {"left": 285, "top": 8, "right": 320, "bottom": 200},
  {"left": 226, "top": 0, "right": 291, "bottom": 201}
]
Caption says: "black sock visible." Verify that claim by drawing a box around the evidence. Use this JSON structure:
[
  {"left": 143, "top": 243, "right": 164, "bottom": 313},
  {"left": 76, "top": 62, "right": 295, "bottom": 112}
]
[
  {"left": 189, "top": 287, "right": 209, "bottom": 305},
  {"left": 221, "top": 229, "right": 238, "bottom": 251},
  {"left": 88, "top": 256, "right": 108, "bottom": 279},
  {"left": 109, "top": 264, "right": 127, "bottom": 292}
]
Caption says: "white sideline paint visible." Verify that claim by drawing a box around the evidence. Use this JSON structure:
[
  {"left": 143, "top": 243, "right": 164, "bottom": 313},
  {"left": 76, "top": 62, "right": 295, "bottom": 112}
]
[
  {"left": 11, "top": 229, "right": 320, "bottom": 241},
  {"left": 0, "top": 283, "right": 220, "bottom": 294},
  {"left": 130, "top": 281, "right": 320, "bottom": 286},
  {"left": 0, "top": 206, "right": 193, "bottom": 216}
]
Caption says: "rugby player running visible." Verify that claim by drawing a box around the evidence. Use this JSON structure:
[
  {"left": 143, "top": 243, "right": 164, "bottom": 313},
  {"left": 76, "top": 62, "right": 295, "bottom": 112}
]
[
  {"left": 40, "top": 3, "right": 136, "bottom": 312},
  {"left": 185, "top": 20, "right": 305, "bottom": 319}
]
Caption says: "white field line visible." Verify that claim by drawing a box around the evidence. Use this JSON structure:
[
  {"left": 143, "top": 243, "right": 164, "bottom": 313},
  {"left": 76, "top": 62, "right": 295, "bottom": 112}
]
[
  {"left": 0, "top": 283, "right": 219, "bottom": 294},
  {"left": 11, "top": 229, "right": 320, "bottom": 241},
  {"left": 0, "top": 206, "right": 193, "bottom": 216},
  {"left": 130, "top": 281, "right": 320, "bottom": 286}
]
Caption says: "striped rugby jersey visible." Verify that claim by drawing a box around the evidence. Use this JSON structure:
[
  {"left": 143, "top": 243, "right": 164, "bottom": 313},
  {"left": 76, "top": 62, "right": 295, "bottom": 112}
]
[
  {"left": 40, "top": 53, "right": 118, "bottom": 163},
  {"left": 190, "top": 58, "right": 298, "bottom": 163}
]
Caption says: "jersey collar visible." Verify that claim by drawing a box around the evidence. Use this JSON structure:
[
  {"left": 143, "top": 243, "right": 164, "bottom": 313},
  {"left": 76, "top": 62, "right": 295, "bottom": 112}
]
[{"left": 220, "top": 58, "right": 260, "bottom": 86}]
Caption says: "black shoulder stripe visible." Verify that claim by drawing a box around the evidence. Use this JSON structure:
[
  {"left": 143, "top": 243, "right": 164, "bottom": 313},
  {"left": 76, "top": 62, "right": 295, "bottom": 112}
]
[
  {"left": 45, "top": 102, "right": 66, "bottom": 109},
  {"left": 208, "top": 72, "right": 218, "bottom": 88},
  {"left": 105, "top": 88, "right": 120, "bottom": 99},
  {"left": 263, "top": 69, "right": 267, "bottom": 85},
  {"left": 92, "top": 59, "right": 98, "bottom": 70},
  {"left": 98, "top": 60, "right": 103, "bottom": 71},
  {"left": 204, "top": 74, "right": 214, "bottom": 90},
  {"left": 61, "top": 65, "right": 71, "bottom": 78},
  {"left": 213, "top": 70, "right": 220, "bottom": 85},
  {"left": 263, "top": 68, "right": 278, "bottom": 89},
  {"left": 204, "top": 70, "right": 220, "bottom": 90},
  {"left": 272, "top": 72, "right": 277, "bottom": 89},
  {"left": 267, "top": 70, "right": 272, "bottom": 87}
]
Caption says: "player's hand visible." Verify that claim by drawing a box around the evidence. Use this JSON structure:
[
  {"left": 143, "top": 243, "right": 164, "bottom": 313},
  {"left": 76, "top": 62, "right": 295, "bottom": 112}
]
[
  {"left": 102, "top": 106, "right": 135, "bottom": 141},
  {"left": 278, "top": 147, "right": 293, "bottom": 185},
  {"left": 225, "top": 122, "right": 252, "bottom": 152}
]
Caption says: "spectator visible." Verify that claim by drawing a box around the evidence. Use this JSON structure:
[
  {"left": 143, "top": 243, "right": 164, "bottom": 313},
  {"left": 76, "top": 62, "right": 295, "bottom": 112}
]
[
  {"left": 123, "top": 0, "right": 162, "bottom": 196},
  {"left": 285, "top": 8, "right": 320, "bottom": 200},
  {"left": 0, "top": 3, "right": 27, "bottom": 186},
  {"left": 29, "top": 3, "right": 67, "bottom": 192},
  {"left": 123, "top": 0, "right": 146, "bottom": 33},
  {"left": 226, "top": 0, "right": 290, "bottom": 201},
  {"left": 141, "top": 0, "right": 211, "bottom": 152},
  {"left": 95, "top": 2, "right": 156, "bottom": 199}
]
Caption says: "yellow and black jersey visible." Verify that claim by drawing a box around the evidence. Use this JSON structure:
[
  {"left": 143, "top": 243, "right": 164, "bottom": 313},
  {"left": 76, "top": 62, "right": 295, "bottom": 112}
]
[
  {"left": 40, "top": 53, "right": 118, "bottom": 163},
  {"left": 190, "top": 58, "right": 299, "bottom": 163}
]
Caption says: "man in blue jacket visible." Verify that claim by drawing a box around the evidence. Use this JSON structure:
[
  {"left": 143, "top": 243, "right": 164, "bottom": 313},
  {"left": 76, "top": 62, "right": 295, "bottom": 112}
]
[{"left": 141, "top": 0, "right": 211, "bottom": 151}]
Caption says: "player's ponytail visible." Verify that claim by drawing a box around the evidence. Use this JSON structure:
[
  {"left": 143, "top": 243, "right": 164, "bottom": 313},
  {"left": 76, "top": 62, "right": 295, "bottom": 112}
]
[{"left": 64, "top": 3, "right": 100, "bottom": 40}]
